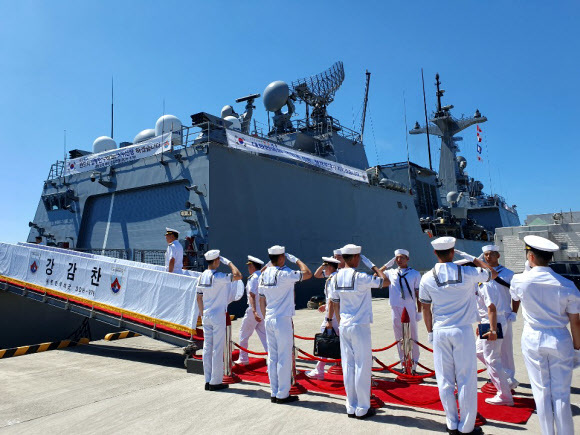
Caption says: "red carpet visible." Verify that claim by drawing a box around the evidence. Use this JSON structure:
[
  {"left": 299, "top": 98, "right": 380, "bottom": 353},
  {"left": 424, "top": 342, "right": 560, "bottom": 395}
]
[{"left": 231, "top": 354, "right": 536, "bottom": 425}]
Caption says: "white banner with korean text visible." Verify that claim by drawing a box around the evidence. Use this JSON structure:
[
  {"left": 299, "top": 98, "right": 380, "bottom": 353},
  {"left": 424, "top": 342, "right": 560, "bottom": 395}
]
[
  {"left": 226, "top": 130, "right": 369, "bottom": 184},
  {"left": 0, "top": 243, "right": 243, "bottom": 335},
  {"left": 64, "top": 133, "right": 172, "bottom": 176}
]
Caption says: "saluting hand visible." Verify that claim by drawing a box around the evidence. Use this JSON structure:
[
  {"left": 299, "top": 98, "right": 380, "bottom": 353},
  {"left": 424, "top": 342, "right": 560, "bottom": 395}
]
[{"left": 285, "top": 253, "right": 299, "bottom": 264}]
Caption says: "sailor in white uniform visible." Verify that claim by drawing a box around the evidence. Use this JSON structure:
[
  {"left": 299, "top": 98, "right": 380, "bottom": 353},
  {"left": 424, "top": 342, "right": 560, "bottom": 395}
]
[
  {"left": 419, "top": 237, "right": 497, "bottom": 435},
  {"left": 475, "top": 245, "right": 514, "bottom": 406},
  {"left": 510, "top": 235, "right": 580, "bottom": 435},
  {"left": 234, "top": 255, "right": 268, "bottom": 366},
  {"left": 480, "top": 244, "right": 519, "bottom": 389},
  {"left": 196, "top": 250, "right": 242, "bottom": 391},
  {"left": 381, "top": 249, "right": 422, "bottom": 373},
  {"left": 164, "top": 228, "right": 183, "bottom": 274},
  {"left": 258, "top": 245, "right": 312, "bottom": 404},
  {"left": 330, "top": 244, "right": 389, "bottom": 419},
  {"left": 306, "top": 256, "right": 341, "bottom": 380},
  {"left": 333, "top": 248, "right": 346, "bottom": 269}
]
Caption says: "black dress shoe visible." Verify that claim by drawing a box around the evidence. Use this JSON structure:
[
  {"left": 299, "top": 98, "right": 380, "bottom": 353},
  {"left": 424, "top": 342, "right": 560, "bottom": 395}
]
[
  {"left": 276, "top": 395, "right": 299, "bottom": 404},
  {"left": 347, "top": 413, "right": 356, "bottom": 418},
  {"left": 446, "top": 429, "right": 458, "bottom": 435},
  {"left": 460, "top": 427, "right": 483, "bottom": 435},
  {"left": 205, "top": 382, "right": 210, "bottom": 391},
  {"left": 208, "top": 383, "right": 229, "bottom": 391},
  {"left": 356, "top": 408, "right": 376, "bottom": 420},
  {"left": 270, "top": 397, "right": 277, "bottom": 403}
]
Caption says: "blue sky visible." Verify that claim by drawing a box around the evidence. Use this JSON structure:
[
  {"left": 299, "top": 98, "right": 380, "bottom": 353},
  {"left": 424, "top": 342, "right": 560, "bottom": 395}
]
[{"left": 0, "top": 1, "right": 579, "bottom": 243}]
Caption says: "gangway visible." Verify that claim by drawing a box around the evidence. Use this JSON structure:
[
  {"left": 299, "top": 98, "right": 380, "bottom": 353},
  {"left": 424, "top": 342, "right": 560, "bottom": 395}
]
[{"left": 0, "top": 242, "right": 242, "bottom": 350}]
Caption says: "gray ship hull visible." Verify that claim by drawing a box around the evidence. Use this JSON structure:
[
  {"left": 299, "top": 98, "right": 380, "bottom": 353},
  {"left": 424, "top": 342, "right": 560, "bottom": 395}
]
[{"left": 3, "top": 141, "right": 487, "bottom": 347}]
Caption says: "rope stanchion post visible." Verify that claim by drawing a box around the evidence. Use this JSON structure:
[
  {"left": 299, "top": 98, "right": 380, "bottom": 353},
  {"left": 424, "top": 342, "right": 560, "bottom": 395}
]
[
  {"left": 290, "top": 327, "right": 308, "bottom": 395},
  {"left": 396, "top": 308, "right": 423, "bottom": 384},
  {"left": 222, "top": 312, "right": 241, "bottom": 385}
]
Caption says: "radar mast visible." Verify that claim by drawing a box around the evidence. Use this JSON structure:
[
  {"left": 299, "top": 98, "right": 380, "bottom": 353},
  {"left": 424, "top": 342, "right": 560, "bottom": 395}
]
[{"left": 410, "top": 73, "right": 487, "bottom": 206}]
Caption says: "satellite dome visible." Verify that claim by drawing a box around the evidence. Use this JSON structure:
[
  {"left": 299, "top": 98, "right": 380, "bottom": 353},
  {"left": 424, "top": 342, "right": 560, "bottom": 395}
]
[
  {"left": 133, "top": 128, "right": 156, "bottom": 144},
  {"left": 263, "top": 81, "right": 289, "bottom": 112},
  {"left": 446, "top": 191, "right": 459, "bottom": 205},
  {"left": 456, "top": 155, "right": 467, "bottom": 169},
  {"left": 221, "top": 105, "right": 234, "bottom": 118},
  {"left": 224, "top": 116, "right": 241, "bottom": 131},
  {"left": 155, "top": 114, "right": 182, "bottom": 145},
  {"left": 93, "top": 136, "right": 117, "bottom": 154}
]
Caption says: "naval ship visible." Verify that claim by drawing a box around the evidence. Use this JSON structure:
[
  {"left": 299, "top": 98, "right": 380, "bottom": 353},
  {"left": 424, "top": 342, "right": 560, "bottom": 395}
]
[{"left": 2, "top": 62, "right": 519, "bottom": 347}]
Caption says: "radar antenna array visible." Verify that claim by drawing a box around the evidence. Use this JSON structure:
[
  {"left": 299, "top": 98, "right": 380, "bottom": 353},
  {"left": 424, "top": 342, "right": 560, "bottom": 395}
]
[{"left": 291, "top": 61, "right": 345, "bottom": 110}]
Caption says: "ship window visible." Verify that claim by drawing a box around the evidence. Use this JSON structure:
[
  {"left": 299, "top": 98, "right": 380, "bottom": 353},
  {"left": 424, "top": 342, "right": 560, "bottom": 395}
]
[{"left": 42, "top": 191, "right": 75, "bottom": 212}]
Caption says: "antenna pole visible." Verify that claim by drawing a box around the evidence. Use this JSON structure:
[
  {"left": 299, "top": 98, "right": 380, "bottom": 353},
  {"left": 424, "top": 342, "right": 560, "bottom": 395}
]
[
  {"left": 421, "top": 68, "right": 433, "bottom": 171},
  {"left": 403, "top": 93, "right": 412, "bottom": 193},
  {"left": 111, "top": 77, "right": 114, "bottom": 139},
  {"left": 360, "top": 70, "right": 371, "bottom": 142},
  {"left": 64, "top": 129, "right": 67, "bottom": 163}
]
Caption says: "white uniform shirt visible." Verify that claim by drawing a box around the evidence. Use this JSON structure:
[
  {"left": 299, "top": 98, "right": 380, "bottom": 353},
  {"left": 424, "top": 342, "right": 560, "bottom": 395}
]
[
  {"left": 387, "top": 267, "right": 421, "bottom": 308},
  {"left": 510, "top": 266, "right": 580, "bottom": 329},
  {"left": 196, "top": 269, "right": 233, "bottom": 317},
  {"left": 329, "top": 268, "right": 383, "bottom": 327},
  {"left": 476, "top": 265, "right": 512, "bottom": 323},
  {"left": 165, "top": 240, "right": 184, "bottom": 273},
  {"left": 246, "top": 271, "right": 263, "bottom": 315},
  {"left": 324, "top": 271, "right": 338, "bottom": 320},
  {"left": 419, "top": 263, "right": 491, "bottom": 329},
  {"left": 258, "top": 266, "right": 302, "bottom": 320}
]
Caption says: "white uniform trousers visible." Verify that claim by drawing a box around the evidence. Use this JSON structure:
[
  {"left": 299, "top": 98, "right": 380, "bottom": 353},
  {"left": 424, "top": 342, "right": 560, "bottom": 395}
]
[
  {"left": 391, "top": 304, "right": 420, "bottom": 364},
  {"left": 501, "top": 318, "right": 517, "bottom": 383},
  {"left": 339, "top": 324, "right": 372, "bottom": 417},
  {"left": 202, "top": 314, "right": 226, "bottom": 385},
  {"left": 265, "top": 316, "right": 293, "bottom": 399},
  {"left": 237, "top": 307, "right": 268, "bottom": 364},
  {"left": 433, "top": 325, "right": 478, "bottom": 433},
  {"left": 521, "top": 324, "right": 574, "bottom": 435},
  {"left": 476, "top": 334, "right": 513, "bottom": 401},
  {"left": 311, "top": 318, "right": 339, "bottom": 374}
]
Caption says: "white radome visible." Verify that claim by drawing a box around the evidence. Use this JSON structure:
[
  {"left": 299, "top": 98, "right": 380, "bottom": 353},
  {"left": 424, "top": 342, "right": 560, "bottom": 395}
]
[
  {"left": 155, "top": 114, "right": 182, "bottom": 145},
  {"left": 224, "top": 116, "right": 241, "bottom": 131},
  {"left": 92, "top": 136, "right": 117, "bottom": 154},
  {"left": 133, "top": 129, "right": 156, "bottom": 144}
]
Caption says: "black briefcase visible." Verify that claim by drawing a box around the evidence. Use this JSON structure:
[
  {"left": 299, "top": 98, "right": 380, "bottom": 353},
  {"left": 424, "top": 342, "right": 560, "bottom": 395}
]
[{"left": 313, "top": 329, "right": 341, "bottom": 359}]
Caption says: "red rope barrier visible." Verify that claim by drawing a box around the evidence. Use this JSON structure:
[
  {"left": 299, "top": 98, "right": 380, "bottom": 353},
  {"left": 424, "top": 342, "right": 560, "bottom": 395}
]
[
  {"left": 233, "top": 342, "right": 268, "bottom": 356},
  {"left": 373, "top": 357, "right": 435, "bottom": 380},
  {"left": 294, "top": 334, "right": 315, "bottom": 341},
  {"left": 372, "top": 341, "right": 399, "bottom": 352},
  {"left": 412, "top": 339, "right": 433, "bottom": 353},
  {"left": 372, "top": 357, "right": 399, "bottom": 372},
  {"left": 296, "top": 347, "right": 341, "bottom": 364}
]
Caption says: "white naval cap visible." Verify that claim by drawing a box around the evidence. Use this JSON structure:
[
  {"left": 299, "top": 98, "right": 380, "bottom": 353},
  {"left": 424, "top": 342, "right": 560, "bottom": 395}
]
[
  {"left": 431, "top": 236, "right": 456, "bottom": 251},
  {"left": 165, "top": 227, "right": 179, "bottom": 236},
  {"left": 322, "top": 256, "right": 340, "bottom": 264},
  {"left": 204, "top": 249, "right": 220, "bottom": 261},
  {"left": 524, "top": 235, "right": 559, "bottom": 252},
  {"left": 333, "top": 249, "right": 342, "bottom": 256},
  {"left": 394, "top": 249, "right": 410, "bottom": 257},
  {"left": 341, "top": 244, "right": 361, "bottom": 255},
  {"left": 268, "top": 245, "right": 285, "bottom": 255},
  {"left": 246, "top": 255, "right": 264, "bottom": 265},
  {"left": 482, "top": 244, "right": 500, "bottom": 253}
]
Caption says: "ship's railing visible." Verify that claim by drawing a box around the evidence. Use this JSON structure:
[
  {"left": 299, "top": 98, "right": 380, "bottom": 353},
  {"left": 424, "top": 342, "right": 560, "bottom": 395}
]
[
  {"left": 47, "top": 161, "right": 65, "bottom": 180},
  {"left": 133, "top": 249, "right": 166, "bottom": 266},
  {"left": 74, "top": 249, "right": 130, "bottom": 259}
]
